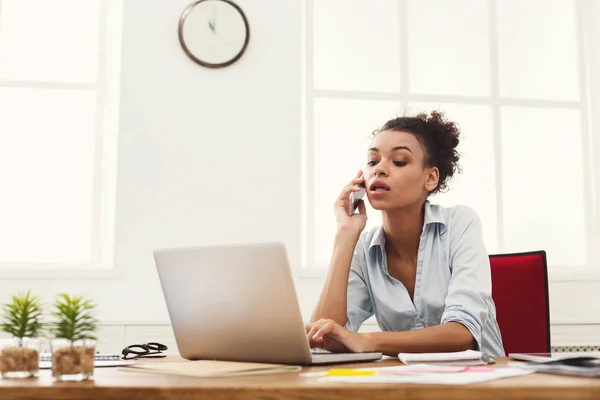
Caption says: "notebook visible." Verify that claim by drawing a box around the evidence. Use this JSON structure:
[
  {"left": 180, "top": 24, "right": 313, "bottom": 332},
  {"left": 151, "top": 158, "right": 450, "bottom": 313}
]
[
  {"left": 120, "top": 360, "right": 301, "bottom": 378},
  {"left": 38, "top": 352, "right": 135, "bottom": 369},
  {"left": 398, "top": 350, "right": 494, "bottom": 366},
  {"left": 39, "top": 352, "right": 122, "bottom": 362},
  {"left": 39, "top": 360, "right": 135, "bottom": 369}
]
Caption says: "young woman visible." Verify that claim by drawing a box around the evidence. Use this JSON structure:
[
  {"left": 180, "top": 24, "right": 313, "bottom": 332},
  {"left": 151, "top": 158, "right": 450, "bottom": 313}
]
[{"left": 307, "top": 111, "right": 505, "bottom": 357}]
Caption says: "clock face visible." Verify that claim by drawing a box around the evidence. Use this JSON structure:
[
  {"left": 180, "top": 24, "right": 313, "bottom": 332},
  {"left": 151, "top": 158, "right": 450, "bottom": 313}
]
[{"left": 179, "top": 0, "right": 250, "bottom": 68}]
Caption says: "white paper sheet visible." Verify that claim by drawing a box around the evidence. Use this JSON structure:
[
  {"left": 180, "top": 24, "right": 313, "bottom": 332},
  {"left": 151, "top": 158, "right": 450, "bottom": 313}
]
[{"left": 318, "top": 367, "right": 533, "bottom": 384}]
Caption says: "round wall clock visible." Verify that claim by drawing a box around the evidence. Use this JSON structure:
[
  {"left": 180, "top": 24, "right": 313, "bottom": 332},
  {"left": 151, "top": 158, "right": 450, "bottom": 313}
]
[{"left": 178, "top": 0, "right": 250, "bottom": 68}]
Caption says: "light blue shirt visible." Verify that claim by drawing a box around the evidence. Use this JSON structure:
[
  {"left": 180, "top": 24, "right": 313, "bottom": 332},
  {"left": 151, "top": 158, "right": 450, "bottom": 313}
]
[{"left": 345, "top": 201, "right": 505, "bottom": 357}]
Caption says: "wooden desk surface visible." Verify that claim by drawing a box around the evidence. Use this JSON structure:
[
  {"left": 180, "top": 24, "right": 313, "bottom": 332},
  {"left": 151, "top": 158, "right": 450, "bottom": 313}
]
[{"left": 1, "top": 357, "right": 599, "bottom": 400}]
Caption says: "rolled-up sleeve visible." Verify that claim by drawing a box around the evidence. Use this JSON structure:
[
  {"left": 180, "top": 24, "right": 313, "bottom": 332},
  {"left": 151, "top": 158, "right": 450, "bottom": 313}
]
[
  {"left": 441, "top": 206, "right": 491, "bottom": 351},
  {"left": 344, "top": 243, "right": 373, "bottom": 332}
]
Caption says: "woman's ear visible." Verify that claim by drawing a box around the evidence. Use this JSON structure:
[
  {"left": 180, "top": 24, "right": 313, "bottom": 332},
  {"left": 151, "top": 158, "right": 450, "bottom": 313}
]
[{"left": 424, "top": 167, "right": 439, "bottom": 192}]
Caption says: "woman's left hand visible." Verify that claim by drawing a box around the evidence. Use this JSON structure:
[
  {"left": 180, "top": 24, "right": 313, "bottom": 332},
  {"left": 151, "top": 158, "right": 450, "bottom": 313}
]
[{"left": 305, "top": 319, "right": 375, "bottom": 353}]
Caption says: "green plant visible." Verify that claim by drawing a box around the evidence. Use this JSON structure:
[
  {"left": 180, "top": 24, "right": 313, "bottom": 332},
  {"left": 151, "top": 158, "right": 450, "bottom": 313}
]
[
  {"left": 1, "top": 291, "right": 43, "bottom": 345},
  {"left": 51, "top": 294, "right": 98, "bottom": 343}
]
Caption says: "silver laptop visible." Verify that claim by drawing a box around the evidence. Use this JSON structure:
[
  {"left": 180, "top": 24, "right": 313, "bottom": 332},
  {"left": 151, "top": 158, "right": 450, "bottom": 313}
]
[{"left": 153, "top": 241, "right": 382, "bottom": 365}]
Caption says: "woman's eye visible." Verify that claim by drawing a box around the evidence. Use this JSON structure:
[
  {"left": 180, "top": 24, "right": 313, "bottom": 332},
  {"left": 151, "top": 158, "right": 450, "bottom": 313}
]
[
  {"left": 393, "top": 161, "right": 407, "bottom": 167},
  {"left": 367, "top": 160, "right": 378, "bottom": 166}
]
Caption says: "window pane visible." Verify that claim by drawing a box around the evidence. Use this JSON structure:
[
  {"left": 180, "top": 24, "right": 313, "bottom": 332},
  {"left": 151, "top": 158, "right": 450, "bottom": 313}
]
[
  {"left": 312, "top": 98, "right": 401, "bottom": 265},
  {"left": 0, "top": 0, "right": 101, "bottom": 83},
  {"left": 501, "top": 106, "right": 585, "bottom": 266},
  {"left": 0, "top": 88, "right": 96, "bottom": 263},
  {"left": 312, "top": 0, "right": 401, "bottom": 93},
  {"left": 497, "top": 0, "right": 579, "bottom": 101},
  {"left": 407, "top": 0, "right": 490, "bottom": 96},
  {"left": 407, "top": 103, "right": 498, "bottom": 253}
]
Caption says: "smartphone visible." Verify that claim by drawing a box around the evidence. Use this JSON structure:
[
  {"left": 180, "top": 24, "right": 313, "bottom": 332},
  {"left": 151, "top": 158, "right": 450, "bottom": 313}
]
[{"left": 348, "top": 182, "right": 366, "bottom": 216}]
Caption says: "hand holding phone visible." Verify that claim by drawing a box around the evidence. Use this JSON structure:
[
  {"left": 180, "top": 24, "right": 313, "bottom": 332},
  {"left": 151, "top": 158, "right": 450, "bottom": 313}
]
[
  {"left": 334, "top": 172, "right": 368, "bottom": 237},
  {"left": 348, "top": 181, "right": 366, "bottom": 216}
]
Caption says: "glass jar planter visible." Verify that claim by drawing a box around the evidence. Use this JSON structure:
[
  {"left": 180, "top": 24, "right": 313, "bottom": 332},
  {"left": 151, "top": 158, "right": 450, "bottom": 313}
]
[
  {"left": 0, "top": 337, "right": 40, "bottom": 378},
  {"left": 50, "top": 339, "right": 95, "bottom": 381}
]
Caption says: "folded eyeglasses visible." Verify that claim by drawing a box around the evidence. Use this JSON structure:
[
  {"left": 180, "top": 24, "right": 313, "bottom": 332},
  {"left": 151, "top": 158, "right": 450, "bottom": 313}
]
[{"left": 121, "top": 342, "right": 168, "bottom": 360}]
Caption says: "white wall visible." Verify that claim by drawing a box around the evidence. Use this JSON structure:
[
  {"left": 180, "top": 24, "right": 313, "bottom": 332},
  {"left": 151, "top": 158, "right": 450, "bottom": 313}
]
[
  {"left": 0, "top": 0, "right": 599, "bottom": 350},
  {"left": 0, "top": 0, "right": 302, "bottom": 325}
]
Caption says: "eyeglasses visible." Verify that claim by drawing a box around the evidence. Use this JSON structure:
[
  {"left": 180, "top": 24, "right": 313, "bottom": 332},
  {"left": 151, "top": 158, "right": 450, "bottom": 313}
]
[{"left": 121, "top": 342, "right": 168, "bottom": 360}]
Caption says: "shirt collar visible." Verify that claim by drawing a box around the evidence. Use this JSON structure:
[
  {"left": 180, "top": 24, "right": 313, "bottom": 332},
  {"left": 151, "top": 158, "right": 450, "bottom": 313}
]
[{"left": 368, "top": 200, "right": 447, "bottom": 256}]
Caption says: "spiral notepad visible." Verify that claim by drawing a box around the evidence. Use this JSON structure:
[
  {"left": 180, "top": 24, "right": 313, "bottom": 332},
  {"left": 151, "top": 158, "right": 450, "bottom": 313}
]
[
  {"left": 39, "top": 352, "right": 122, "bottom": 362},
  {"left": 38, "top": 352, "right": 134, "bottom": 369}
]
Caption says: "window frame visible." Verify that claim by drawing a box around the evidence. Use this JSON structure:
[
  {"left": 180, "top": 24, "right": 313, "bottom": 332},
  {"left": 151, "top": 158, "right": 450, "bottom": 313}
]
[
  {"left": 0, "top": 0, "right": 123, "bottom": 279},
  {"left": 301, "top": 0, "right": 600, "bottom": 282}
]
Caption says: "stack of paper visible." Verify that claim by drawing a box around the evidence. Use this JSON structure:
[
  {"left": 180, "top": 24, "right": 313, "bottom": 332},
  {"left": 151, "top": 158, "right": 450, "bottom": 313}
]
[
  {"left": 510, "top": 356, "right": 600, "bottom": 377},
  {"left": 317, "top": 368, "right": 532, "bottom": 384},
  {"left": 301, "top": 364, "right": 496, "bottom": 378},
  {"left": 398, "top": 350, "right": 493, "bottom": 365},
  {"left": 308, "top": 365, "right": 532, "bottom": 385}
]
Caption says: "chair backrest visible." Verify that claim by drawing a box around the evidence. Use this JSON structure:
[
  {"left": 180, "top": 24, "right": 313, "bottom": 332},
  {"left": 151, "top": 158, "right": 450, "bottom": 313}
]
[{"left": 489, "top": 250, "right": 551, "bottom": 355}]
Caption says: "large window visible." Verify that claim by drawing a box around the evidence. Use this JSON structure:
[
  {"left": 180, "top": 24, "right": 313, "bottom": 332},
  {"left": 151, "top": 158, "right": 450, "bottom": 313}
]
[
  {"left": 303, "top": 0, "right": 598, "bottom": 276},
  {"left": 0, "top": 0, "right": 121, "bottom": 270}
]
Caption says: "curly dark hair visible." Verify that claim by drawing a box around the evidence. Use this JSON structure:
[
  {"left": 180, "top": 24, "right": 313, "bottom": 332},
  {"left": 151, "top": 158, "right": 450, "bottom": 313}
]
[{"left": 373, "top": 110, "right": 461, "bottom": 194}]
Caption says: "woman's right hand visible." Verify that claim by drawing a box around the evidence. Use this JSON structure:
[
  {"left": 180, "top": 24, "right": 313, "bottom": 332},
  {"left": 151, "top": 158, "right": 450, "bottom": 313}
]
[{"left": 334, "top": 171, "right": 368, "bottom": 236}]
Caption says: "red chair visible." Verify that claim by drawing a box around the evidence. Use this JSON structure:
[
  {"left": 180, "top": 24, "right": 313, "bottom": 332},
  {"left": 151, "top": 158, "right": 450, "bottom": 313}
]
[{"left": 489, "top": 250, "right": 551, "bottom": 355}]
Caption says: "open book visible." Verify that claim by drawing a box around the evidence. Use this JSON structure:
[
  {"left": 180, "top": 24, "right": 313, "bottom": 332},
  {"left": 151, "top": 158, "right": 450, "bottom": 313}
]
[
  {"left": 120, "top": 360, "right": 301, "bottom": 378},
  {"left": 398, "top": 350, "right": 494, "bottom": 366}
]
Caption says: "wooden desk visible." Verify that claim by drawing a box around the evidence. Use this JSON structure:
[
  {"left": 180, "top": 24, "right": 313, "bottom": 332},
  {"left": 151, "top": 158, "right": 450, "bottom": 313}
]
[{"left": 0, "top": 357, "right": 599, "bottom": 400}]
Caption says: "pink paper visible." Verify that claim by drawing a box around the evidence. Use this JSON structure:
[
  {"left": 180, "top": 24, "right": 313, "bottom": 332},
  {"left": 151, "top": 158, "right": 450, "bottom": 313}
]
[{"left": 377, "top": 365, "right": 496, "bottom": 375}]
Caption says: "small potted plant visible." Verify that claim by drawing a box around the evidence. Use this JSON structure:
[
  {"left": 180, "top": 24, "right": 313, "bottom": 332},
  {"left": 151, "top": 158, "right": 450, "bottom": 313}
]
[
  {"left": 49, "top": 294, "right": 98, "bottom": 381},
  {"left": 0, "top": 290, "right": 43, "bottom": 378}
]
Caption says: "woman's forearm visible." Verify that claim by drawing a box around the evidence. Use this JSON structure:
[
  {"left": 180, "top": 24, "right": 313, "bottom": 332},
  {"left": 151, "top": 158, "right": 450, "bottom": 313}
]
[
  {"left": 365, "top": 322, "right": 474, "bottom": 356},
  {"left": 310, "top": 230, "right": 360, "bottom": 325}
]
